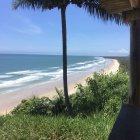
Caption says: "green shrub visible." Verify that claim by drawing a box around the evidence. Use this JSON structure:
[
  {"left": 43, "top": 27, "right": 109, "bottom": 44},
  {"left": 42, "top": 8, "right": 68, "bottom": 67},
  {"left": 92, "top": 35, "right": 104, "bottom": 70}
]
[
  {"left": 12, "top": 89, "right": 67, "bottom": 116},
  {"left": 71, "top": 72, "right": 128, "bottom": 115},
  {"left": 12, "top": 96, "right": 54, "bottom": 115},
  {"left": 71, "top": 88, "right": 96, "bottom": 115},
  {"left": 12, "top": 71, "right": 129, "bottom": 116},
  {"left": 51, "top": 88, "right": 67, "bottom": 115},
  {"left": 104, "top": 96, "right": 121, "bottom": 116}
]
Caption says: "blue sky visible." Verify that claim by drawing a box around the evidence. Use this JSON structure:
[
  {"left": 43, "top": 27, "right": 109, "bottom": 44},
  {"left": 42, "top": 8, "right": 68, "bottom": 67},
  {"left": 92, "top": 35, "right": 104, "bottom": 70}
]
[{"left": 0, "top": 1, "right": 129, "bottom": 56}]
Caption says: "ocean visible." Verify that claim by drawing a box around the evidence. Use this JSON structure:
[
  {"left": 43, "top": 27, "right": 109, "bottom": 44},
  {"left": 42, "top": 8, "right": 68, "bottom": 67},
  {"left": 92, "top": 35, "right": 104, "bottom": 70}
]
[{"left": 0, "top": 54, "right": 110, "bottom": 94}]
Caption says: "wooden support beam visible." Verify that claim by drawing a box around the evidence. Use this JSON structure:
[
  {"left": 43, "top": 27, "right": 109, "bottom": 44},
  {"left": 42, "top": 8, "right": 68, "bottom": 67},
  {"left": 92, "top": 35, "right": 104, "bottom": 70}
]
[
  {"left": 101, "top": 0, "right": 132, "bottom": 13},
  {"left": 101, "top": 0, "right": 140, "bottom": 14},
  {"left": 124, "top": 9, "right": 140, "bottom": 21},
  {"left": 129, "top": 0, "right": 140, "bottom": 8},
  {"left": 129, "top": 20, "right": 140, "bottom": 106}
]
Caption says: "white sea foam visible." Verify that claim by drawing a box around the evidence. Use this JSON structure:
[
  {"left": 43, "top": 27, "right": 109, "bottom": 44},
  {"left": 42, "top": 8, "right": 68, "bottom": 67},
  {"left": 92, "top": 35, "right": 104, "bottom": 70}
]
[
  {"left": 49, "top": 67, "right": 59, "bottom": 69},
  {"left": 68, "top": 58, "right": 104, "bottom": 69},
  {"left": 76, "top": 62, "right": 86, "bottom": 65},
  {"left": 0, "top": 75, "right": 43, "bottom": 88},
  {"left": 0, "top": 75, "right": 13, "bottom": 78},
  {"left": 68, "top": 61, "right": 94, "bottom": 68},
  {"left": 68, "top": 58, "right": 106, "bottom": 71},
  {"left": 69, "top": 61, "right": 101, "bottom": 71},
  {"left": 29, "top": 72, "right": 50, "bottom": 77},
  {"left": 69, "top": 63, "right": 96, "bottom": 71},
  {"left": 7, "top": 70, "right": 42, "bottom": 75},
  {"left": 47, "top": 69, "right": 63, "bottom": 79},
  {"left": 0, "top": 57, "right": 107, "bottom": 91},
  {"left": 47, "top": 69, "right": 66, "bottom": 79},
  {"left": 94, "top": 57, "right": 104, "bottom": 60},
  {"left": 1, "top": 69, "right": 64, "bottom": 89},
  {"left": 97, "top": 59, "right": 106, "bottom": 64}
]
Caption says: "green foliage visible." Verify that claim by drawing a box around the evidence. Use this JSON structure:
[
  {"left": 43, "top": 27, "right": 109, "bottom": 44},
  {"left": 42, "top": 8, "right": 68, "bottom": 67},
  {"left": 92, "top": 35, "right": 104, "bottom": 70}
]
[
  {"left": 1, "top": 70, "right": 129, "bottom": 139},
  {"left": 104, "top": 96, "right": 121, "bottom": 116},
  {"left": 12, "top": 71, "right": 129, "bottom": 116},
  {"left": 71, "top": 86, "right": 95, "bottom": 115},
  {"left": 105, "top": 57, "right": 129, "bottom": 73},
  {"left": 12, "top": 88, "right": 67, "bottom": 116},
  {"left": 117, "top": 57, "right": 129, "bottom": 73},
  {"left": 51, "top": 88, "right": 67, "bottom": 115},
  {"left": 12, "top": 96, "right": 53, "bottom": 115},
  {"left": 72, "top": 72, "right": 128, "bottom": 115},
  {"left": 0, "top": 114, "right": 116, "bottom": 140}
]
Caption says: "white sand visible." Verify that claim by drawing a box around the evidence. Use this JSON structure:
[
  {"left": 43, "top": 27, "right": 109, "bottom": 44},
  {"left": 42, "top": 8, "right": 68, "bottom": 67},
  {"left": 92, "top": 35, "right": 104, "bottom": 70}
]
[{"left": 0, "top": 59, "right": 119, "bottom": 115}]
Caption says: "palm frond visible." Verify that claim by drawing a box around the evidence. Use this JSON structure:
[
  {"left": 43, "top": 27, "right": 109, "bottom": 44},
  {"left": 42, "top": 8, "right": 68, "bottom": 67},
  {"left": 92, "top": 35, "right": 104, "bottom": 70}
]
[
  {"left": 12, "top": 0, "right": 57, "bottom": 10},
  {"left": 82, "top": 0, "right": 124, "bottom": 24},
  {"left": 12, "top": 0, "right": 124, "bottom": 24}
]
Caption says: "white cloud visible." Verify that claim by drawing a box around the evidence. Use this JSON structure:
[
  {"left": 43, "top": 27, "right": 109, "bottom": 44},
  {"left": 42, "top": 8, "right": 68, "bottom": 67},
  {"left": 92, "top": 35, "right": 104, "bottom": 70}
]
[
  {"left": 108, "top": 48, "right": 129, "bottom": 55},
  {"left": 9, "top": 14, "right": 43, "bottom": 35}
]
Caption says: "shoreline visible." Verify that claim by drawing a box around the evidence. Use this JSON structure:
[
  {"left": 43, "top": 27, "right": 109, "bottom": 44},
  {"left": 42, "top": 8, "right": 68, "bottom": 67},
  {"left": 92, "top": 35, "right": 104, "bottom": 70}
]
[{"left": 0, "top": 59, "right": 119, "bottom": 115}]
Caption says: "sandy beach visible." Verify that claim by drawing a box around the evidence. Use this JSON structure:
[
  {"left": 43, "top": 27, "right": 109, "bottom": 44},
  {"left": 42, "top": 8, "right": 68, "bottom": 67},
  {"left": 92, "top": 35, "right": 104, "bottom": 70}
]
[{"left": 0, "top": 59, "right": 119, "bottom": 115}]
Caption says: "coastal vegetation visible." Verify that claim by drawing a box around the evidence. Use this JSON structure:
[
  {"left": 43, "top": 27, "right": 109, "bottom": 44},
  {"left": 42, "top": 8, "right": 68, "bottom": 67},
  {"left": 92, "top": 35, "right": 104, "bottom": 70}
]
[
  {"left": 0, "top": 58, "right": 129, "bottom": 140},
  {"left": 12, "top": 71, "right": 128, "bottom": 116},
  {"left": 106, "top": 57, "right": 129, "bottom": 72}
]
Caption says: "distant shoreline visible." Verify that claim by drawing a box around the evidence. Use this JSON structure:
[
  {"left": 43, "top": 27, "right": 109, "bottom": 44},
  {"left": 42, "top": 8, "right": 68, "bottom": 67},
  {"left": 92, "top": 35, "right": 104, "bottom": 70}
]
[
  {"left": 0, "top": 59, "right": 119, "bottom": 115},
  {"left": 0, "top": 53, "right": 107, "bottom": 57}
]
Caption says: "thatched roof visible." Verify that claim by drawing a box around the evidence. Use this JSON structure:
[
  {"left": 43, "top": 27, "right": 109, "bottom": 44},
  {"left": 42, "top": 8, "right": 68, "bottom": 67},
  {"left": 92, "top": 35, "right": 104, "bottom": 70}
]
[{"left": 101, "top": 0, "right": 140, "bottom": 13}]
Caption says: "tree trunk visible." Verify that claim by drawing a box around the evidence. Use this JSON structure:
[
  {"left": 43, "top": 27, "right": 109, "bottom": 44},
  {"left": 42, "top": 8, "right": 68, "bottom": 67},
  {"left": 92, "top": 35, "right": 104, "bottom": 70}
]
[
  {"left": 129, "top": 20, "right": 140, "bottom": 106},
  {"left": 61, "top": 7, "right": 73, "bottom": 115}
]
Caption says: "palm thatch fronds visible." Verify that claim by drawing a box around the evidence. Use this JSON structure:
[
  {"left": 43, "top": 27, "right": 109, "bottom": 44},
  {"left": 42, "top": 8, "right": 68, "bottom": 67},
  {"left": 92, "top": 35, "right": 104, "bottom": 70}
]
[
  {"left": 82, "top": 0, "right": 124, "bottom": 24},
  {"left": 13, "top": 0, "right": 123, "bottom": 24},
  {"left": 13, "top": 0, "right": 69, "bottom": 10}
]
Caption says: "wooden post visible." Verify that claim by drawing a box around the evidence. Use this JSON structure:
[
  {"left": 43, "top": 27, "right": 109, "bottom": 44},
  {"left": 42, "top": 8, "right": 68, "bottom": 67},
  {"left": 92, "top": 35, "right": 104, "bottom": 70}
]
[
  {"left": 109, "top": 12, "right": 140, "bottom": 140},
  {"left": 109, "top": 19, "right": 140, "bottom": 140},
  {"left": 129, "top": 20, "right": 140, "bottom": 106}
]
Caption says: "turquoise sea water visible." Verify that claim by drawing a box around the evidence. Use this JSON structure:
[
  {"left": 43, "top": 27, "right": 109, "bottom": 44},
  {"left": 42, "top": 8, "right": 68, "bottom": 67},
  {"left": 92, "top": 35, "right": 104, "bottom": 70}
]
[{"left": 0, "top": 54, "right": 107, "bottom": 93}]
